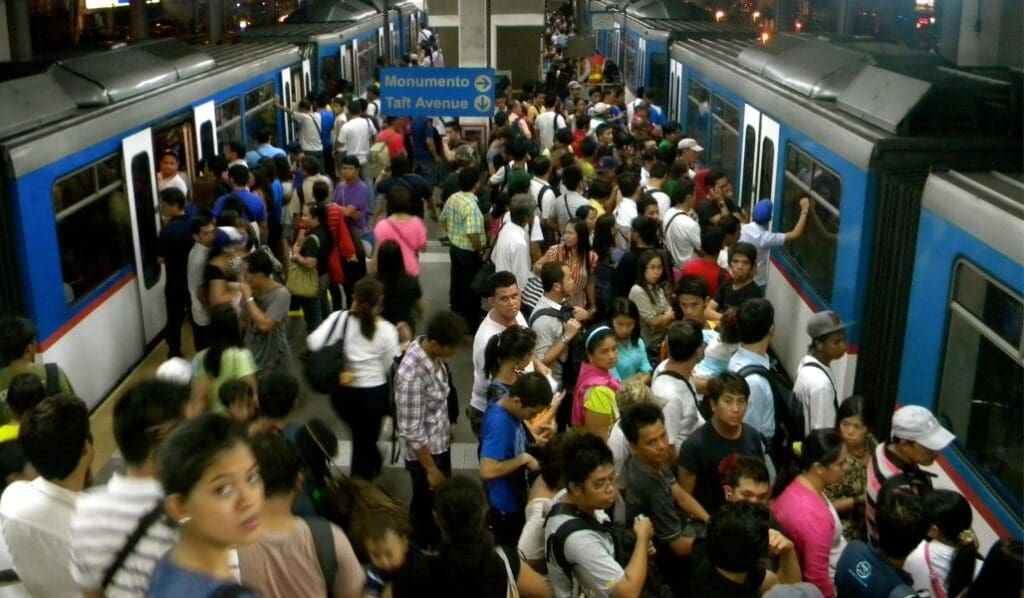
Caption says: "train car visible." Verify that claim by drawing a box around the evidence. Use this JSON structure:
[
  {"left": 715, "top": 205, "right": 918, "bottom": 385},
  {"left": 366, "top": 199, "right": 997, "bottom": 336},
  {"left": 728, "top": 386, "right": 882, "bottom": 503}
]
[
  {"left": 669, "top": 34, "right": 1022, "bottom": 545},
  {"left": 897, "top": 170, "right": 1024, "bottom": 547},
  {"left": 0, "top": 39, "right": 305, "bottom": 408}
]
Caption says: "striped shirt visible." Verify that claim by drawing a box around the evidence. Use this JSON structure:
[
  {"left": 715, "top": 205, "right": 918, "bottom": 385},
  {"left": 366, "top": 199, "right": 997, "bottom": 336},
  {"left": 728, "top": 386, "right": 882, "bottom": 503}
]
[
  {"left": 439, "top": 191, "right": 484, "bottom": 251},
  {"left": 70, "top": 474, "right": 178, "bottom": 597},
  {"left": 865, "top": 442, "right": 936, "bottom": 545}
]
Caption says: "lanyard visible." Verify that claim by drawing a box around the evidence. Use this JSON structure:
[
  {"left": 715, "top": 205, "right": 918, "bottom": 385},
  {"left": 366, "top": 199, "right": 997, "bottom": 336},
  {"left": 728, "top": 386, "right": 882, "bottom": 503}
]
[{"left": 923, "top": 542, "right": 947, "bottom": 598}]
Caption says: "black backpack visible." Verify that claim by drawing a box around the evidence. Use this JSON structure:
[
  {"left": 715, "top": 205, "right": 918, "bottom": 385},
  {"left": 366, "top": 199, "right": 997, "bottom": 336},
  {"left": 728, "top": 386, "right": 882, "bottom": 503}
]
[
  {"left": 737, "top": 362, "right": 797, "bottom": 468},
  {"left": 529, "top": 307, "right": 585, "bottom": 395}
]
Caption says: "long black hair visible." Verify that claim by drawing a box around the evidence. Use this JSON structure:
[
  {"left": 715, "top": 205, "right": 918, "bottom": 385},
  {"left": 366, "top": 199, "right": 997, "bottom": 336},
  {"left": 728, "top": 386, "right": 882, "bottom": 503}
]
[
  {"left": 966, "top": 539, "right": 1023, "bottom": 598},
  {"left": 923, "top": 490, "right": 978, "bottom": 597},
  {"left": 204, "top": 304, "right": 243, "bottom": 378},
  {"left": 351, "top": 277, "right": 384, "bottom": 340},
  {"left": 635, "top": 249, "right": 668, "bottom": 305},
  {"left": 433, "top": 476, "right": 509, "bottom": 597},
  {"left": 483, "top": 326, "right": 537, "bottom": 378},
  {"left": 565, "top": 218, "right": 592, "bottom": 275},
  {"left": 592, "top": 213, "right": 617, "bottom": 261}
]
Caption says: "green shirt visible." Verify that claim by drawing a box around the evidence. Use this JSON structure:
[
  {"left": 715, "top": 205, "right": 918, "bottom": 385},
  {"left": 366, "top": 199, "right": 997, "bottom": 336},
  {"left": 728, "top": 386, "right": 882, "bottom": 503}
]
[
  {"left": 193, "top": 347, "right": 258, "bottom": 413},
  {"left": 439, "top": 191, "right": 484, "bottom": 251}
]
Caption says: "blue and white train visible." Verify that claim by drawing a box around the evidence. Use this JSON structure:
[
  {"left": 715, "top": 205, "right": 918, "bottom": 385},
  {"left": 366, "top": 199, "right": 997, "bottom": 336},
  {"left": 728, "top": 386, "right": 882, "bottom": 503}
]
[{"left": 667, "top": 32, "right": 1023, "bottom": 546}]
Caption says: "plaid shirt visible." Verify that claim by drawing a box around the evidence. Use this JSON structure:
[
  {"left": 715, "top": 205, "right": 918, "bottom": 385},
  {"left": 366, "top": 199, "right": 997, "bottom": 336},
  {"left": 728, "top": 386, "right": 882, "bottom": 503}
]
[
  {"left": 394, "top": 338, "right": 451, "bottom": 458},
  {"left": 439, "top": 191, "right": 484, "bottom": 251}
]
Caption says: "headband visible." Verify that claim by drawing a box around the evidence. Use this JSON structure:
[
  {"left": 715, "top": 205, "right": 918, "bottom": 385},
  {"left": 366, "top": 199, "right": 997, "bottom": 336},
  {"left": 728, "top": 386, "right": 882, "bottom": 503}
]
[{"left": 586, "top": 325, "right": 612, "bottom": 349}]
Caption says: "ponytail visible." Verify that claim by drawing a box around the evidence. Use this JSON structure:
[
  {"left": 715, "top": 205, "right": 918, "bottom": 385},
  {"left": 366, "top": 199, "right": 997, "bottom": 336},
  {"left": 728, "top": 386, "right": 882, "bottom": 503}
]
[
  {"left": 923, "top": 489, "right": 977, "bottom": 598},
  {"left": 483, "top": 326, "right": 538, "bottom": 379},
  {"left": 351, "top": 278, "right": 383, "bottom": 340},
  {"left": 772, "top": 429, "right": 843, "bottom": 498}
]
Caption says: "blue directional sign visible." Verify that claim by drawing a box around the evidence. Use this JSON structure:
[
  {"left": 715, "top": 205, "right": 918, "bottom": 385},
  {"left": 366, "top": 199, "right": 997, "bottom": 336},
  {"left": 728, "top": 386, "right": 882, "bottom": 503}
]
[{"left": 380, "top": 67, "right": 495, "bottom": 118}]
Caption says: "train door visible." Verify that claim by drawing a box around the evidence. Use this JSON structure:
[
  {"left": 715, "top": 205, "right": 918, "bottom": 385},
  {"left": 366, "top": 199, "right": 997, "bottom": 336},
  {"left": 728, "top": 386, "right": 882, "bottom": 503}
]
[
  {"left": 669, "top": 60, "right": 683, "bottom": 121},
  {"left": 636, "top": 38, "right": 647, "bottom": 90},
  {"left": 352, "top": 39, "right": 361, "bottom": 90},
  {"left": 193, "top": 101, "right": 218, "bottom": 161},
  {"left": 121, "top": 129, "right": 166, "bottom": 344},
  {"left": 342, "top": 43, "right": 354, "bottom": 82},
  {"left": 390, "top": 22, "right": 400, "bottom": 64},
  {"left": 280, "top": 67, "right": 294, "bottom": 145},
  {"left": 302, "top": 59, "right": 312, "bottom": 97},
  {"left": 739, "top": 105, "right": 780, "bottom": 216}
]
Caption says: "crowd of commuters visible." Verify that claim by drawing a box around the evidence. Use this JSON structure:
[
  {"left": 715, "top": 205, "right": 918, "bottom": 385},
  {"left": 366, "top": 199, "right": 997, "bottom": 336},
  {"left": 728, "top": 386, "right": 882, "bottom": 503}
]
[{"left": 0, "top": 5, "right": 1020, "bottom": 598}]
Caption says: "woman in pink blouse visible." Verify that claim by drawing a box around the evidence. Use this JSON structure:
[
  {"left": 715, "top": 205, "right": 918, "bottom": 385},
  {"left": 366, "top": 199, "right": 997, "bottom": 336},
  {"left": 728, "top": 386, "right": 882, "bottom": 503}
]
[
  {"left": 372, "top": 185, "right": 427, "bottom": 278},
  {"left": 771, "top": 429, "right": 849, "bottom": 598}
]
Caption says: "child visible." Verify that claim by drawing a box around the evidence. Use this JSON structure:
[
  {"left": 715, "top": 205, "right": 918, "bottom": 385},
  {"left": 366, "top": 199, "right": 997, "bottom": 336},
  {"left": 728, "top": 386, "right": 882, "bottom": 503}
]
[
  {"left": 706, "top": 242, "right": 764, "bottom": 321},
  {"left": 0, "top": 373, "right": 46, "bottom": 442},
  {"left": 362, "top": 511, "right": 431, "bottom": 598},
  {"left": 607, "top": 298, "right": 652, "bottom": 385},
  {"left": 219, "top": 378, "right": 257, "bottom": 424}
]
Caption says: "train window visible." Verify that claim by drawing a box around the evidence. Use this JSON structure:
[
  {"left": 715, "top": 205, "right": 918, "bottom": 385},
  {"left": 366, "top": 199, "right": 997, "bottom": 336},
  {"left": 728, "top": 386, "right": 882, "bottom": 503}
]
[
  {"left": 780, "top": 144, "right": 842, "bottom": 302},
  {"left": 938, "top": 262, "right": 1024, "bottom": 518},
  {"left": 623, "top": 35, "right": 636, "bottom": 89},
  {"left": 320, "top": 55, "right": 340, "bottom": 97},
  {"left": 199, "top": 122, "right": 215, "bottom": 161},
  {"left": 357, "top": 37, "right": 378, "bottom": 92},
  {"left": 649, "top": 54, "right": 667, "bottom": 108},
  {"left": 52, "top": 154, "right": 133, "bottom": 304},
  {"left": 216, "top": 97, "right": 243, "bottom": 147},
  {"left": 130, "top": 153, "right": 160, "bottom": 290},
  {"left": 686, "top": 79, "right": 709, "bottom": 151},
  {"left": 710, "top": 95, "right": 740, "bottom": 189},
  {"left": 758, "top": 139, "right": 774, "bottom": 201},
  {"left": 741, "top": 125, "right": 756, "bottom": 213},
  {"left": 244, "top": 81, "right": 277, "bottom": 147}
]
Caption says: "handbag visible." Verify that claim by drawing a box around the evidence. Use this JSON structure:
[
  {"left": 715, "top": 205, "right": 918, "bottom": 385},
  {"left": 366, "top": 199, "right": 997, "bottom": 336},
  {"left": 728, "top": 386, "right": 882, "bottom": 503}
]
[
  {"left": 287, "top": 235, "right": 321, "bottom": 298},
  {"left": 470, "top": 254, "right": 496, "bottom": 296},
  {"left": 306, "top": 311, "right": 350, "bottom": 394}
]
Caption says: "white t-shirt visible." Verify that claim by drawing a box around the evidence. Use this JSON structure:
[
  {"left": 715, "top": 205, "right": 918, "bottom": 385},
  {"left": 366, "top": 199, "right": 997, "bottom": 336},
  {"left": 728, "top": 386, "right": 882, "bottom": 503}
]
[
  {"left": 0, "top": 478, "right": 80, "bottom": 598},
  {"left": 157, "top": 172, "right": 189, "bottom": 196},
  {"left": 518, "top": 488, "right": 567, "bottom": 562},
  {"left": 643, "top": 185, "right": 671, "bottom": 217},
  {"left": 293, "top": 112, "right": 324, "bottom": 152},
  {"left": 492, "top": 221, "right": 533, "bottom": 291},
  {"left": 739, "top": 222, "right": 787, "bottom": 286},
  {"left": 652, "top": 362, "right": 705, "bottom": 449},
  {"left": 904, "top": 540, "right": 982, "bottom": 596},
  {"left": 471, "top": 311, "right": 530, "bottom": 412},
  {"left": 531, "top": 177, "right": 558, "bottom": 223},
  {"left": 663, "top": 207, "right": 702, "bottom": 267},
  {"left": 792, "top": 355, "right": 839, "bottom": 436},
  {"left": 502, "top": 211, "right": 544, "bottom": 243},
  {"left": 546, "top": 508, "right": 624, "bottom": 598},
  {"left": 608, "top": 423, "right": 631, "bottom": 480},
  {"left": 340, "top": 117, "right": 376, "bottom": 166},
  {"left": 306, "top": 311, "right": 400, "bottom": 388},
  {"left": 534, "top": 110, "right": 566, "bottom": 152},
  {"left": 614, "top": 197, "right": 639, "bottom": 252}
]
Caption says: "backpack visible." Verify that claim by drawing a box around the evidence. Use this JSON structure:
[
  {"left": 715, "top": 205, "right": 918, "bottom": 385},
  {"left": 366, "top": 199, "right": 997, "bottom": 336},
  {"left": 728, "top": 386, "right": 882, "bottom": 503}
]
[
  {"left": 529, "top": 308, "right": 585, "bottom": 397},
  {"left": 545, "top": 503, "right": 673, "bottom": 598},
  {"left": 737, "top": 363, "right": 797, "bottom": 468},
  {"left": 303, "top": 516, "right": 338, "bottom": 590},
  {"left": 367, "top": 140, "right": 391, "bottom": 179},
  {"left": 653, "top": 369, "right": 709, "bottom": 421}
]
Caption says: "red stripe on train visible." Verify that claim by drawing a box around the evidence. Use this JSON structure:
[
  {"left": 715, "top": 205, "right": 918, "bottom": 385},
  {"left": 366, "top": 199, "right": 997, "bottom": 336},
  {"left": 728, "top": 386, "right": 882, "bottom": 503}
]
[
  {"left": 36, "top": 272, "right": 138, "bottom": 353},
  {"left": 768, "top": 257, "right": 859, "bottom": 355},
  {"left": 936, "top": 455, "right": 1010, "bottom": 538}
]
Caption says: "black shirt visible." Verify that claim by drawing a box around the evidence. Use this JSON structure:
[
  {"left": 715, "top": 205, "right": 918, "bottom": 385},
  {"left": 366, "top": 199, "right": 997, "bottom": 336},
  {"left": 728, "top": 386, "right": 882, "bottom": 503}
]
[
  {"left": 157, "top": 215, "right": 195, "bottom": 287},
  {"left": 679, "top": 422, "right": 765, "bottom": 515},
  {"left": 691, "top": 554, "right": 766, "bottom": 598},
  {"left": 697, "top": 198, "right": 740, "bottom": 227},
  {"left": 714, "top": 280, "right": 765, "bottom": 312},
  {"left": 381, "top": 275, "right": 423, "bottom": 332},
  {"left": 378, "top": 174, "right": 432, "bottom": 219}
]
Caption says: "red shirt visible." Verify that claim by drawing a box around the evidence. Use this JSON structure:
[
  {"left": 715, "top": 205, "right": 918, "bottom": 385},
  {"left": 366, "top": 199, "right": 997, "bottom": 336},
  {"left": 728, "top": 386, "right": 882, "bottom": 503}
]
[
  {"left": 376, "top": 128, "right": 406, "bottom": 159},
  {"left": 676, "top": 258, "right": 730, "bottom": 297}
]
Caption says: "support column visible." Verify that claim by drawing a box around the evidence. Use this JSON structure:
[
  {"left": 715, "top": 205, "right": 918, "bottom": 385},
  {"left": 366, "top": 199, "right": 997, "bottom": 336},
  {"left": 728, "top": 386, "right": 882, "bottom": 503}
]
[
  {"left": 208, "top": 0, "right": 224, "bottom": 44},
  {"left": 0, "top": 0, "right": 12, "bottom": 62},
  {"left": 458, "top": 0, "right": 487, "bottom": 67},
  {"left": 7, "top": 0, "right": 30, "bottom": 61},
  {"left": 130, "top": 0, "right": 146, "bottom": 40}
]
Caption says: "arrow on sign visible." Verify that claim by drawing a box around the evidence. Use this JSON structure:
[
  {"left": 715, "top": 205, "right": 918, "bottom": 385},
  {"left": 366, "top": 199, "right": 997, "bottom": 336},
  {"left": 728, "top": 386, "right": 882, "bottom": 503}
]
[
  {"left": 474, "top": 75, "right": 492, "bottom": 93},
  {"left": 474, "top": 95, "right": 492, "bottom": 113}
]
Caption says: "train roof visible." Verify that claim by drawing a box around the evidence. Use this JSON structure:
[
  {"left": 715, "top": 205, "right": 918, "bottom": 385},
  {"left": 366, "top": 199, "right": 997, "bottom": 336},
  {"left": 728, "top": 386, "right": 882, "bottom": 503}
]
[
  {"left": 671, "top": 33, "right": 1023, "bottom": 169},
  {"left": 241, "top": 18, "right": 382, "bottom": 44},
  {"left": 283, "top": 0, "right": 418, "bottom": 23},
  {"left": 1, "top": 39, "right": 300, "bottom": 174},
  {"left": 922, "top": 170, "right": 1024, "bottom": 266},
  {"left": 623, "top": 17, "right": 755, "bottom": 42},
  {"left": 625, "top": 0, "right": 711, "bottom": 20}
]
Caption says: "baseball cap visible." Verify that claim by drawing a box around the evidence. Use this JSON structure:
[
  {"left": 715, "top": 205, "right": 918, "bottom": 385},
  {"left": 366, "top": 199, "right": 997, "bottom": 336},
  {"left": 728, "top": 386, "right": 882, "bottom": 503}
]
[
  {"left": 596, "top": 156, "right": 621, "bottom": 174},
  {"left": 752, "top": 198, "right": 773, "bottom": 224},
  {"left": 156, "top": 357, "right": 193, "bottom": 386},
  {"left": 212, "top": 226, "right": 246, "bottom": 250},
  {"left": 591, "top": 102, "right": 610, "bottom": 115},
  {"left": 454, "top": 144, "right": 477, "bottom": 166},
  {"left": 891, "top": 405, "right": 955, "bottom": 452},
  {"left": 807, "top": 310, "right": 848, "bottom": 340},
  {"left": 568, "top": 80, "right": 583, "bottom": 90},
  {"left": 678, "top": 138, "right": 704, "bottom": 152}
]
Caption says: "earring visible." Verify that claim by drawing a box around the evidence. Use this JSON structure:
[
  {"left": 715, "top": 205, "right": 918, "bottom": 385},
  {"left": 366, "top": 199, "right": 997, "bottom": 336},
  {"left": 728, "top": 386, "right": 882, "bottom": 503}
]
[{"left": 177, "top": 516, "right": 192, "bottom": 526}]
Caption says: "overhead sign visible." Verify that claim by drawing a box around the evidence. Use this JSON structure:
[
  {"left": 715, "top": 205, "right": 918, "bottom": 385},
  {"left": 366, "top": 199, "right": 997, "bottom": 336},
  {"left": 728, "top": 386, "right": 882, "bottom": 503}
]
[
  {"left": 591, "top": 12, "right": 618, "bottom": 30},
  {"left": 379, "top": 67, "right": 496, "bottom": 118}
]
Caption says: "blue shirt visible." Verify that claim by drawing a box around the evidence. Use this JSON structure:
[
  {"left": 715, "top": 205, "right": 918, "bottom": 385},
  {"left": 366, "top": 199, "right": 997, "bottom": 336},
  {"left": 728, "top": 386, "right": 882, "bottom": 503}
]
[
  {"left": 835, "top": 541, "right": 917, "bottom": 598},
  {"left": 612, "top": 338, "right": 651, "bottom": 382},
  {"left": 244, "top": 143, "right": 286, "bottom": 169},
  {"left": 212, "top": 189, "right": 268, "bottom": 223},
  {"left": 319, "top": 110, "right": 336, "bottom": 148},
  {"left": 480, "top": 401, "right": 527, "bottom": 514},
  {"left": 727, "top": 346, "right": 775, "bottom": 439},
  {"left": 268, "top": 179, "right": 283, "bottom": 226},
  {"left": 146, "top": 558, "right": 257, "bottom": 598},
  {"left": 410, "top": 117, "right": 434, "bottom": 162}
]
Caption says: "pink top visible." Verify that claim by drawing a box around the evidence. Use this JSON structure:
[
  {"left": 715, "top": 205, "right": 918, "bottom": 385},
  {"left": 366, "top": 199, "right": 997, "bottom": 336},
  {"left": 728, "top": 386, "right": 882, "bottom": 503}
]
[
  {"left": 571, "top": 362, "right": 621, "bottom": 427},
  {"left": 374, "top": 217, "right": 427, "bottom": 277},
  {"left": 771, "top": 479, "right": 842, "bottom": 598}
]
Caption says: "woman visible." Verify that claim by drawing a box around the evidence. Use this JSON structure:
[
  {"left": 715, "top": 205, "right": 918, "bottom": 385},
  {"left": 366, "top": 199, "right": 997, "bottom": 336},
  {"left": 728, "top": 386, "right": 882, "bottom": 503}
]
[
  {"left": 203, "top": 227, "right": 248, "bottom": 310},
  {"left": 571, "top": 326, "right": 621, "bottom": 441},
  {"left": 591, "top": 213, "right": 622, "bottom": 317},
  {"left": 607, "top": 298, "right": 651, "bottom": 385},
  {"left": 771, "top": 429, "right": 849, "bottom": 598},
  {"left": 904, "top": 490, "right": 980, "bottom": 598},
  {"left": 372, "top": 186, "right": 428, "bottom": 279},
  {"left": 189, "top": 304, "right": 257, "bottom": 416},
  {"left": 824, "top": 396, "right": 876, "bottom": 541},
  {"left": 376, "top": 240, "right": 423, "bottom": 343},
  {"left": 307, "top": 278, "right": 400, "bottom": 481},
  {"left": 575, "top": 204, "right": 598, "bottom": 235},
  {"left": 148, "top": 414, "right": 263, "bottom": 597},
  {"left": 430, "top": 476, "right": 549, "bottom": 598},
  {"left": 533, "top": 219, "right": 596, "bottom": 316},
  {"left": 293, "top": 200, "right": 333, "bottom": 332},
  {"left": 274, "top": 155, "right": 295, "bottom": 250},
  {"left": 628, "top": 250, "right": 674, "bottom": 366}
]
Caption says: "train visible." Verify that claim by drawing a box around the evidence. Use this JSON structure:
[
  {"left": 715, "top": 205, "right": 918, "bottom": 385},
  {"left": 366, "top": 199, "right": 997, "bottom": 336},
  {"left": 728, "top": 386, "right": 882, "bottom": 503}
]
[
  {"left": 666, "top": 31, "right": 1023, "bottom": 546},
  {"left": 0, "top": 4, "right": 425, "bottom": 409}
]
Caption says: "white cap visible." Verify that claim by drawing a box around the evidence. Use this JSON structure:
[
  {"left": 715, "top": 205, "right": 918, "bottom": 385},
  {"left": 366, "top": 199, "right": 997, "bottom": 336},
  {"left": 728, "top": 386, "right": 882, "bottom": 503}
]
[
  {"left": 156, "top": 357, "right": 193, "bottom": 387},
  {"left": 891, "top": 405, "right": 955, "bottom": 452},
  {"left": 678, "top": 138, "right": 704, "bottom": 152},
  {"left": 592, "top": 102, "right": 610, "bottom": 115}
]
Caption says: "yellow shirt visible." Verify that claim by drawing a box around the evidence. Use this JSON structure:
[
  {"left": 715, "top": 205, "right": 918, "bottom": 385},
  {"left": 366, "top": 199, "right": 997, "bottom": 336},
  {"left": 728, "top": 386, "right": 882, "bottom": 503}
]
[
  {"left": 589, "top": 199, "right": 607, "bottom": 216},
  {"left": 0, "top": 424, "right": 19, "bottom": 443}
]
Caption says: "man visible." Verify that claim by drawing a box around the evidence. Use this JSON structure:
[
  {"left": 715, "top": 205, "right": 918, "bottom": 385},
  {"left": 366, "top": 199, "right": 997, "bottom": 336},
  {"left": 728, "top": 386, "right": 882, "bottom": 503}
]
[
  {"left": 529, "top": 157, "right": 559, "bottom": 243},
  {"left": 480, "top": 373, "right": 552, "bottom": 546},
  {"left": 545, "top": 433, "right": 654, "bottom": 598},
  {"left": 793, "top": 311, "right": 848, "bottom": 436},
  {"left": 71, "top": 380, "right": 186, "bottom": 598},
  {"left": 237, "top": 432, "right": 365, "bottom": 598},
  {"left": 240, "top": 251, "right": 291, "bottom": 371},
  {"left": 706, "top": 242, "right": 764, "bottom": 321},
  {"left": 620, "top": 403, "right": 705, "bottom": 592},
  {"left": 488, "top": 137, "right": 530, "bottom": 192},
  {"left": 439, "top": 168, "right": 486, "bottom": 328},
  {"left": 244, "top": 130, "right": 286, "bottom": 169},
  {"left": 339, "top": 98, "right": 378, "bottom": 187},
  {"left": 534, "top": 94, "right": 566, "bottom": 152},
  {"left": 365, "top": 85, "right": 382, "bottom": 124},
  {"left": 331, "top": 155, "right": 372, "bottom": 239},
  {"left": 554, "top": 165, "right": 590, "bottom": 231},
  {"left": 1, "top": 395, "right": 93, "bottom": 598},
  {"left": 865, "top": 405, "right": 954, "bottom": 544},
  {"left": 394, "top": 310, "right": 467, "bottom": 550},
  {"left": 678, "top": 226, "right": 730, "bottom": 297},
  {"left": 156, "top": 149, "right": 188, "bottom": 195},
  {"left": 529, "top": 262, "right": 583, "bottom": 389},
  {"left": 186, "top": 214, "right": 215, "bottom": 350},
  {"left": 740, "top": 196, "right": 812, "bottom": 286},
  {"left": 0, "top": 317, "right": 74, "bottom": 400},
  {"left": 727, "top": 298, "right": 778, "bottom": 441},
  {"left": 410, "top": 115, "right": 440, "bottom": 190},
  {"left": 156, "top": 188, "right": 194, "bottom": 358},
  {"left": 213, "top": 164, "right": 269, "bottom": 241},
  {"left": 663, "top": 179, "right": 702, "bottom": 268},
  {"left": 587, "top": 102, "right": 610, "bottom": 134},
  {"left": 491, "top": 194, "right": 535, "bottom": 291},
  {"left": 698, "top": 171, "right": 741, "bottom": 226},
  {"left": 652, "top": 320, "right": 706, "bottom": 452},
  {"left": 223, "top": 141, "right": 248, "bottom": 169},
  {"left": 836, "top": 491, "right": 929, "bottom": 598},
  {"left": 299, "top": 156, "right": 333, "bottom": 214},
  {"left": 329, "top": 95, "right": 349, "bottom": 165},
  {"left": 376, "top": 116, "right": 407, "bottom": 160},
  {"left": 643, "top": 161, "right": 671, "bottom": 217},
  {"left": 657, "top": 122, "right": 683, "bottom": 156},
  {"left": 678, "top": 372, "right": 766, "bottom": 517},
  {"left": 614, "top": 171, "right": 641, "bottom": 252},
  {"left": 678, "top": 138, "right": 704, "bottom": 179}
]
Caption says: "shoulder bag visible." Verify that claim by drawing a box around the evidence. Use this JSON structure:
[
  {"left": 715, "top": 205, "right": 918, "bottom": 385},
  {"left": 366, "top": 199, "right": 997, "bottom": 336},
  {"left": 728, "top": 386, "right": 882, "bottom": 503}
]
[
  {"left": 287, "top": 235, "right": 321, "bottom": 298},
  {"left": 306, "top": 311, "right": 350, "bottom": 394}
]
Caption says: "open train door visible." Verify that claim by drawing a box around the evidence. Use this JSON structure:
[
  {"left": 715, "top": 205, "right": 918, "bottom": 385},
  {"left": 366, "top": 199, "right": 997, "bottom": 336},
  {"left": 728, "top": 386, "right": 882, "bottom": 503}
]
[
  {"left": 193, "top": 101, "right": 218, "bottom": 160},
  {"left": 122, "top": 129, "right": 166, "bottom": 344},
  {"left": 280, "top": 67, "right": 294, "bottom": 145},
  {"left": 739, "top": 105, "right": 780, "bottom": 217},
  {"left": 302, "top": 59, "right": 312, "bottom": 98}
]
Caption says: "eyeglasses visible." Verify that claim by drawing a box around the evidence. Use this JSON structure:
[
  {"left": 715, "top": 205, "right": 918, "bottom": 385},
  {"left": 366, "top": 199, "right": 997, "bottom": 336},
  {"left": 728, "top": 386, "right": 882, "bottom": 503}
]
[{"left": 590, "top": 473, "right": 617, "bottom": 492}]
